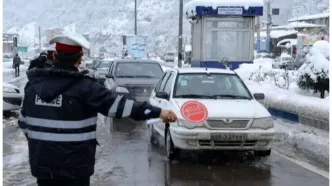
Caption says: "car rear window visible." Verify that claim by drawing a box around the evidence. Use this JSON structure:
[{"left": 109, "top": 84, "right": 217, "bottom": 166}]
[{"left": 115, "top": 62, "right": 163, "bottom": 78}]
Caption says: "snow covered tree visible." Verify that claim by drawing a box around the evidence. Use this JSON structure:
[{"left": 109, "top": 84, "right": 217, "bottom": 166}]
[{"left": 297, "top": 40, "right": 329, "bottom": 98}]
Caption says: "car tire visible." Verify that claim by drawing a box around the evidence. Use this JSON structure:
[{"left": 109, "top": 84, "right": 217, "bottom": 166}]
[
  {"left": 165, "top": 129, "right": 179, "bottom": 160},
  {"left": 254, "top": 149, "right": 271, "bottom": 157}
]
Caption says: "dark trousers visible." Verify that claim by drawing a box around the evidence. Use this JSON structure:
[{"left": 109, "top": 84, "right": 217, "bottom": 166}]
[
  {"left": 37, "top": 177, "right": 90, "bottom": 186},
  {"left": 14, "top": 65, "right": 20, "bottom": 77}
]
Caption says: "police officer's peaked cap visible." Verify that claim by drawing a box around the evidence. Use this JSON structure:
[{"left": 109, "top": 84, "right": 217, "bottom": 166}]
[
  {"left": 49, "top": 32, "right": 90, "bottom": 54},
  {"left": 46, "top": 43, "right": 56, "bottom": 52}
]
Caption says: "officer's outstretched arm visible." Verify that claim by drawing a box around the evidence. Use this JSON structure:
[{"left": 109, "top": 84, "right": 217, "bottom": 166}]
[{"left": 85, "top": 82, "right": 161, "bottom": 121}]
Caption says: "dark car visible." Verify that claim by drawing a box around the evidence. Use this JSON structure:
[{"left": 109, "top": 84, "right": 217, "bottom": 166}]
[
  {"left": 93, "top": 60, "right": 113, "bottom": 85},
  {"left": 86, "top": 60, "right": 102, "bottom": 70},
  {"left": 104, "top": 59, "right": 164, "bottom": 103},
  {"left": 282, "top": 56, "right": 306, "bottom": 70}
]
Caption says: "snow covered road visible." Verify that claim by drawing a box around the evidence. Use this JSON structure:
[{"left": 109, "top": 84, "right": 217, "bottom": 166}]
[{"left": 3, "top": 115, "right": 329, "bottom": 186}]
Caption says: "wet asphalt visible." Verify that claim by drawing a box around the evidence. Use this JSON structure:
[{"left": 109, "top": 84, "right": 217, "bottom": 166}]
[{"left": 3, "top": 115, "right": 329, "bottom": 186}]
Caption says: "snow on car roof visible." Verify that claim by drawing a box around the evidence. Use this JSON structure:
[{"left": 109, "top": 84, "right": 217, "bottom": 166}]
[
  {"left": 115, "top": 59, "right": 159, "bottom": 63},
  {"left": 169, "top": 67, "right": 236, "bottom": 74},
  {"left": 185, "top": 0, "right": 264, "bottom": 15}
]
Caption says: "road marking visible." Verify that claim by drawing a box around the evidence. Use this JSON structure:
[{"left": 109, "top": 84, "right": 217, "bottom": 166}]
[{"left": 273, "top": 150, "right": 329, "bottom": 179}]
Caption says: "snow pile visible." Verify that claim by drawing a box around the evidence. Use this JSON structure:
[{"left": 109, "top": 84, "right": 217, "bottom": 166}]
[
  {"left": 235, "top": 58, "right": 273, "bottom": 80},
  {"left": 185, "top": 0, "right": 264, "bottom": 16},
  {"left": 247, "top": 82, "right": 329, "bottom": 121},
  {"left": 312, "top": 40, "right": 329, "bottom": 58}
]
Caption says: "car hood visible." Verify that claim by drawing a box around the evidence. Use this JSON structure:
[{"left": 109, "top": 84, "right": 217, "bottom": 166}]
[
  {"left": 3, "top": 82, "right": 19, "bottom": 90},
  {"left": 173, "top": 99, "right": 271, "bottom": 119},
  {"left": 116, "top": 78, "right": 160, "bottom": 87}
]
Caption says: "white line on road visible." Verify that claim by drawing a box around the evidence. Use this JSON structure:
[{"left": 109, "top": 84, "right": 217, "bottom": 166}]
[{"left": 273, "top": 150, "right": 329, "bottom": 179}]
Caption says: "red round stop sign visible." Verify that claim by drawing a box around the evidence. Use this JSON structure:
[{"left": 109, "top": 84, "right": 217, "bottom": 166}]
[{"left": 180, "top": 101, "right": 208, "bottom": 124}]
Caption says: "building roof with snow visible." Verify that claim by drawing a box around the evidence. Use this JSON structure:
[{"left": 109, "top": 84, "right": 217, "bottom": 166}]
[
  {"left": 262, "top": 22, "right": 326, "bottom": 30},
  {"left": 255, "top": 30, "right": 298, "bottom": 39},
  {"left": 288, "top": 12, "right": 329, "bottom": 22}
]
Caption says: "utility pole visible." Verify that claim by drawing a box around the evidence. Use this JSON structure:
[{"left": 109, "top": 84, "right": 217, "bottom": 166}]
[
  {"left": 178, "top": 0, "right": 183, "bottom": 68},
  {"left": 266, "top": 0, "right": 272, "bottom": 54},
  {"left": 135, "top": 0, "right": 137, "bottom": 35},
  {"left": 256, "top": 17, "right": 261, "bottom": 53},
  {"left": 38, "top": 26, "right": 41, "bottom": 52}
]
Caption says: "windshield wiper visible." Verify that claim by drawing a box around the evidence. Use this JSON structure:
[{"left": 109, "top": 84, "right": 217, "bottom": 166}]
[
  {"left": 174, "top": 94, "right": 215, "bottom": 99},
  {"left": 116, "top": 75, "right": 137, "bottom": 78},
  {"left": 211, "top": 94, "right": 251, "bottom": 100}
]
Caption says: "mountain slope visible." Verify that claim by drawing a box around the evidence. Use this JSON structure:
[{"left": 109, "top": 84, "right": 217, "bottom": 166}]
[{"left": 3, "top": 0, "right": 329, "bottom": 54}]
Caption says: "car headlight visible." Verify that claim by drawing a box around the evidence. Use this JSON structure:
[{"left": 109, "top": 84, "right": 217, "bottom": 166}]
[
  {"left": 3, "top": 87, "right": 17, "bottom": 93},
  {"left": 177, "top": 119, "right": 205, "bottom": 129},
  {"left": 116, "top": 87, "right": 129, "bottom": 93},
  {"left": 251, "top": 117, "right": 274, "bottom": 130}
]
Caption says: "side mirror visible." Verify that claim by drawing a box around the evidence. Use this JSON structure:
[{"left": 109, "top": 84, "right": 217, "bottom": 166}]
[
  {"left": 254, "top": 93, "right": 265, "bottom": 100},
  {"left": 156, "top": 92, "right": 169, "bottom": 100},
  {"left": 106, "top": 74, "right": 114, "bottom": 79}
]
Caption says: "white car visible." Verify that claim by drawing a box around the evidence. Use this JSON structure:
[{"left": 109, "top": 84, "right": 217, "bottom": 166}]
[
  {"left": 272, "top": 56, "right": 292, "bottom": 69},
  {"left": 3, "top": 82, "right": 23, "bottom": 111},
  {"left": 148, "top": 68, "right": 275, "bottom": 160},
  {"left": 164, "top": 52, "right": 176, "bottom": 62}
]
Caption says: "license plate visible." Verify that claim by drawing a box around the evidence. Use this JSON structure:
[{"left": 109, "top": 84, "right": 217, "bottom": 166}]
[{"left": 211, "top": 133, "right": 247, "bottom": 141}]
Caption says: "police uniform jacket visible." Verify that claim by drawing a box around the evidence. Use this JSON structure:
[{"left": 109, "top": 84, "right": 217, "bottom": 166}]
[{"left": 18, "top": 63, "right": 161, "bottom": 179}]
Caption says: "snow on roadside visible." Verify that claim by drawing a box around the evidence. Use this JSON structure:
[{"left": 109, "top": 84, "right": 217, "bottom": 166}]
[
  {"left": 274, "top": 119, "right": 329, "bottom": 164},
  {"left": 246, "top": 81, "right": 329, "bottom": 120}
]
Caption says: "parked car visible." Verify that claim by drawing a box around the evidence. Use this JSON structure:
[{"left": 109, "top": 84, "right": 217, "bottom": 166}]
[
  {"left": 254, "top": 53, "right": 270, "bottom": 59},
  {"left": 3, "top": 82, "right": 23, "bottom": 112},
  {"left": 272, "top": 56, "right": 292, "bottom": 69},
  {"left": 93, "top": 60, "right": 114, "bottom": 85},
  {"left": 282, "top": 56, "right": 306, "bottom": 70},
  {"left": 148, "top": 68, "right": 275, "bottom": 160},
  {"left": 164, "top": 52, "right": 176, "bottom": 62},
  {"left": 104, "top": 59, "right": 164, "bottom": 103}
]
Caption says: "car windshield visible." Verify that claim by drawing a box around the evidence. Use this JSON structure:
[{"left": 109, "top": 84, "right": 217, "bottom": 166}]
[
  {"left": 173, "top": 73, "right": 252, "bottom": 99},
  {"left": 282, "top": 57, "right": 292, "bottom": 61},
  {"left": 97, "top": 61, "right": 112, "bottom": 69},
  {"left": 115, "top": 62, "right": 163, "bottom": 78},
  {"left": 167, "top": 53, "right": 175, "bottom": 56}
]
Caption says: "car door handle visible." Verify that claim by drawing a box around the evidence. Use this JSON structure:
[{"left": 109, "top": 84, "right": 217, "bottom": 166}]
[{"left": 158, "top": 100, "right": 161, "bottom": 103}]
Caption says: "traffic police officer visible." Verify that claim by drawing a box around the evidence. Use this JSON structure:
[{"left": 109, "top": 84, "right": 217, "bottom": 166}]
[{"left": 18, "top": 32, "right": 177, "bottom": 186}]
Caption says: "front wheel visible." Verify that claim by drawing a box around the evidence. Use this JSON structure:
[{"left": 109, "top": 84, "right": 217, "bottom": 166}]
[
  {"left": 165, "top": 129, "right": 179, "bottom": 160},
  {"left": 254, "top": 149, "right": 271, "bottom": 157}
]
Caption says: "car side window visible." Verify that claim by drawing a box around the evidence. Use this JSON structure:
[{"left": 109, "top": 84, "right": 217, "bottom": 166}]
[
  {"left": 108, "top": 63, "right": 114, "bottom": 75},
  {"left": 154, "top": 72, "right": 168, "bottom": 92},
  {"left": 162, "top": 72, "right": 175, "bottom": 94},
  {"left": 157, "top": 72, "right": 170, "bottom": 92}
]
